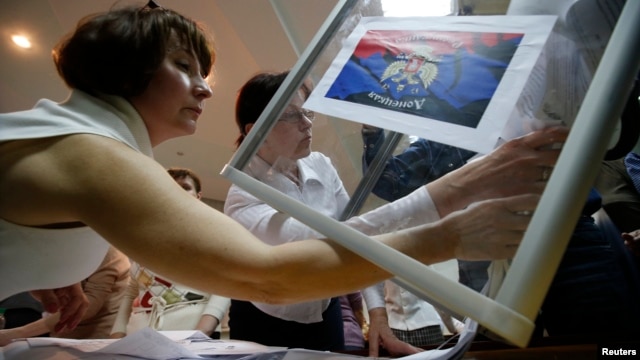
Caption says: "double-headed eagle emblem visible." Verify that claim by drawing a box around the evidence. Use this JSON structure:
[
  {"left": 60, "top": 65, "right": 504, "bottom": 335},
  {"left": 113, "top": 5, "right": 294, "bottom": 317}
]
[{"left": 380, "top": 45, "right": 440, "bottom": 93}]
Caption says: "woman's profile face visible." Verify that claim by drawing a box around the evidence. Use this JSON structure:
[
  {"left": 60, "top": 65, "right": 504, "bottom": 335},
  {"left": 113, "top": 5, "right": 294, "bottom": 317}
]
[
  {"left": 257, "top": 89, "right": 313, "bottom": 165},
  {"left": 129, "top": 35, "right": 213, "bottom": 146}
]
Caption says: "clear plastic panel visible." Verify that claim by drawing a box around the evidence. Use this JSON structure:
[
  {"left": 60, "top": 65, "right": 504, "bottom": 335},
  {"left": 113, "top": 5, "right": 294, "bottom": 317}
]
[{"left": 221, "top": 0, "right": 639, "bottom": 348}]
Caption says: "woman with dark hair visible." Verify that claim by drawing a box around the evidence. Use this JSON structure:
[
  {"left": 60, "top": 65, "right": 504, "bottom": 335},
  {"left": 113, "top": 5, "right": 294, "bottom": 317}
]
[{"left": 0, "top": 2, "right": 565, "bottom": 337}]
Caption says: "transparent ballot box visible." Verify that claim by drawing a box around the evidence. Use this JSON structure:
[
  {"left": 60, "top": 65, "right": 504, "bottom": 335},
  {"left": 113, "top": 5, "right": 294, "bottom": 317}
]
[{"left": 221, "top": 0, "right": 640, "bottom": 351}]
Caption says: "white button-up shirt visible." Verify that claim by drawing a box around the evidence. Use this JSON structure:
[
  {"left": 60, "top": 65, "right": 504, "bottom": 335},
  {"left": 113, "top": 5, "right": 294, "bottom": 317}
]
[{"left": 224, "top": 152, "right": 441, "bottom": 323}]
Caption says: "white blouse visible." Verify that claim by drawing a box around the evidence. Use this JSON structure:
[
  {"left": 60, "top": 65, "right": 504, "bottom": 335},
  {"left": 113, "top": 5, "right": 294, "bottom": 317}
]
[
  {"left": 0, "top": 90, "right": 152, "bottom": 300},
  {"left": 224, "top": 152, "right": 440, "bottom": 323}
]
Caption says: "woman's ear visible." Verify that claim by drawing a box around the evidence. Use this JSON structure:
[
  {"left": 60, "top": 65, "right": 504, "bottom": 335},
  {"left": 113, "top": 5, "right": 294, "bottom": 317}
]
[{"left": 244, "top": 123, "right": 254, "bottom": 136}]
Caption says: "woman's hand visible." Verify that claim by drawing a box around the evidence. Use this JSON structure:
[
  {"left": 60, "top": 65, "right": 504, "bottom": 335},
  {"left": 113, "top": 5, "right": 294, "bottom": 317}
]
[
  {"left": 430, "top": 126, "right": 569, "bottom": 218},
  {"left": 367, "top": 308, "right": 423, "bottom": 357},
  {"left": 30, "top": 283, "right": 88, "bottom": 332},
  {"left": 440, "top": 194, "right": 540, "bottom": 261},
  {"left": 0, "top": 328, "right": 20, "bottom": 346}
]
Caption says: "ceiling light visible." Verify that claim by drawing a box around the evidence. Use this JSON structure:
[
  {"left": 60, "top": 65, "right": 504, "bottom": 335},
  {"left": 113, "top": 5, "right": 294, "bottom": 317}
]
[{"left": 11, "top": 35, "right": 32, "bottom": 49}]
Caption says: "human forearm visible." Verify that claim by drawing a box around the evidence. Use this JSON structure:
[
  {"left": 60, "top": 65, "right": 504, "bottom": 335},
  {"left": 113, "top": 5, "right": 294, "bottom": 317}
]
[
  {"left": 0, "top": 317, "right": 51, "bottom": 346},
  {"left": 105, "top": 195, "right": 534, "bottom": 306},
  {"left": 346, "top": 187, "right": 440, "bottom": 234},
  {"left": 194, "top": 314, "right": 218, "bottom": 336},
  {"left": 70, "top": 141, "right": 536, "bottom": 308},
  {"left": 57, "top": 141, "right": 420, "bottom": 306},
  {"left": 131, "top": 216, "right": 445, "bottom": 305},
  {"left": 224, "top": 188, "right": 323, "bottom": 245},
  {"left": 221, "top": 215, "right": 455, "bottom": 304}
]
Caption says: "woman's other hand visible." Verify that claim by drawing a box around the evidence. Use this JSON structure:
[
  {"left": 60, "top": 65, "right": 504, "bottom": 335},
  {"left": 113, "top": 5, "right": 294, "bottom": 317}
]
[
  {"left": 440, "top": 194, "right": 540, "bottom": 261},
  {"left": 30, "top": 283, "right": 88, "bottom": 332}
]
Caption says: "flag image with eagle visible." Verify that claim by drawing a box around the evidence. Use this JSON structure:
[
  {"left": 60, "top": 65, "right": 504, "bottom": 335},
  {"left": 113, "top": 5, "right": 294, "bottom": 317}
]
[{"left": 324, "top": 30, "right": 524, "bottom": 128}]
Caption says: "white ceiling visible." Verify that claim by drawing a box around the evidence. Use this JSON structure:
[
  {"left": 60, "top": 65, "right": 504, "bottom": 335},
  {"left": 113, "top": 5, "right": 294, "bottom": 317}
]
[{"left": 0, "top": 0, "right": 510, "bottom": 202}]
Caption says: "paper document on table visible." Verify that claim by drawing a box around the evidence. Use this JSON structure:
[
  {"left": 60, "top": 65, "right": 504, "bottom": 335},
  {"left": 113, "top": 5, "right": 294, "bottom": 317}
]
[
  {"left": 235, "top": 348, "right": 367, "bottom": 360},
  {"left": 23, "top": 336, "right": 118, "bottom": 352},
  {"left": 152, "top": 330, "right": 282, "bottom": 356},
  {"left": 24, "top": 328, "right": 200, "bottom": 359},
  {"left": 15, "top": 328, "right": 279, "bottom": 360}
]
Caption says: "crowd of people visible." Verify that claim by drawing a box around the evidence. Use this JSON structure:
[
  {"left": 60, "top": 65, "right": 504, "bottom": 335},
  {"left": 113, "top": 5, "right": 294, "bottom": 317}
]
[{"left": 0, "top": 0, "right": 638, "bottom": 356}]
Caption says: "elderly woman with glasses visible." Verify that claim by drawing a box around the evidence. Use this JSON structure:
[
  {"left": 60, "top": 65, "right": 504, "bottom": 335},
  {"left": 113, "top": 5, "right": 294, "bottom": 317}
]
[{"left": 227, "top": 70, "right": 424, "bottom": 355}]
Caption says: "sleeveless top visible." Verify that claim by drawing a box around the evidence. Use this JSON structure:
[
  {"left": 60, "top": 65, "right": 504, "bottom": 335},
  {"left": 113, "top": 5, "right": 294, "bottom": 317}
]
[{"left": 0, "top": 90, "right": 153, "bottom": 300}]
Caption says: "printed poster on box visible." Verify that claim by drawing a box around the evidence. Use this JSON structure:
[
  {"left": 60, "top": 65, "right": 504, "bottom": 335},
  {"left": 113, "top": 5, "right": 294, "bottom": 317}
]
[{"left": 304, "top": 15, "right": 557, "bottom": 155}]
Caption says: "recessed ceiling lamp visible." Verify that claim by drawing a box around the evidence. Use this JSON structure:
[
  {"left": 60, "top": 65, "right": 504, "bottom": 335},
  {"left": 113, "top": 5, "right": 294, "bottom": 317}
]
[{"left": 11, "top": 35, "right": 32, "bottom": 49}]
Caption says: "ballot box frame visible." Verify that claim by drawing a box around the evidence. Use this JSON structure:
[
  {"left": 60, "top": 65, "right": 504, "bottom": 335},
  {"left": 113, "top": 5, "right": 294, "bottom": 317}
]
[{"left": 221, "top": 0, "right": 640, "bottom": 348}]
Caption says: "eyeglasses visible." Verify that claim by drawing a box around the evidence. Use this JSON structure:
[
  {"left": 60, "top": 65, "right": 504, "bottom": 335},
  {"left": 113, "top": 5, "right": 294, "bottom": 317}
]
[{"left": 278, "top": 109, "right": 315, "bottom": 124}]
